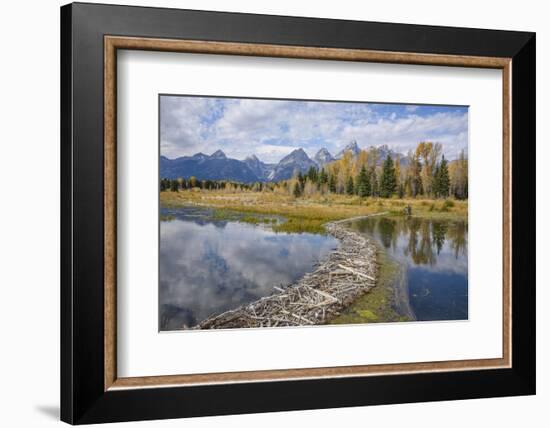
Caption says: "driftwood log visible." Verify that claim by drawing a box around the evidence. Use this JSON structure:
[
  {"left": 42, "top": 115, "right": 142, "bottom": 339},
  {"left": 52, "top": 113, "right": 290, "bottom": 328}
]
[{"left": 195, "top": 215, "right": 383, "bottom": 329}]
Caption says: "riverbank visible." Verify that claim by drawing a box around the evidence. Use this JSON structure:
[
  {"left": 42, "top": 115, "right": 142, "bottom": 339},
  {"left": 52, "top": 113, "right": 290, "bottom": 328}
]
[
  {"left": 195, "top": 217, "right": 380, "bottom": 329},
  {"left": 330, "top": 243, "right": 415, "bottom": 325},
  {"left": 161, "top": 190, "right": 468, "bottom": 234}
]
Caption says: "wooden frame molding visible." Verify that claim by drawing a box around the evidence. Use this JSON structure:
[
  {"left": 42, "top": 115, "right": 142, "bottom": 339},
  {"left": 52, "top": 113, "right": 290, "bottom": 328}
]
[{"left": 104, "top": 35, "right": 512, "bottom": 391}]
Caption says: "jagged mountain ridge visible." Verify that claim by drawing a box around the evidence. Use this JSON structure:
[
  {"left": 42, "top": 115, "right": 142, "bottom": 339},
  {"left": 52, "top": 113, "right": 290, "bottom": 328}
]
[
  {"left": 334, "top": 141, "right": 361, "bottom": 159},
  {"left": 243, "top": 154, "right": 275, "bottom": 181},
  {"left": 267, "top": 148, "right": 318, "bottom": 182},
  {"left": 313, "top": 148, "right": 334, "bottom": 166},
  {"left": 159, "top": 151, "right": 259, "bottom": 182},
  {"left": 160, "top": 143, "right": 410, "bottom": 182},
  {"left": 376, "top": 145, "right": 409, "bottom": 166}
]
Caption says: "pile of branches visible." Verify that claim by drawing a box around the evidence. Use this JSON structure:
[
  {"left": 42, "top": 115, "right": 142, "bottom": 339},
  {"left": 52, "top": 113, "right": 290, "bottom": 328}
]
[{"left": 196, "top": 219, "right": 378, "bottom": 329}]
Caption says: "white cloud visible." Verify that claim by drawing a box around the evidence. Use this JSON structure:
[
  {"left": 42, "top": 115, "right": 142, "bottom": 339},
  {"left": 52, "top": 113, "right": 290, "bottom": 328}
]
[
  {"left": 340, "top": 112, "right": 468, "bottom": 158},
  {"left": 160, "top": 97, "right": 468, "bottom": 162}
]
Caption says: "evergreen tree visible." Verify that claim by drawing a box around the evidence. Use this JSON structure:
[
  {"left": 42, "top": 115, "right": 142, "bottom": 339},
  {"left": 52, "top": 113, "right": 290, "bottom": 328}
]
[
  {"left": 292, "top": 181, "right": 302, "bottom": 198},
  {"left": 435, "top": 155, "right": 450, "bottom": 198},
  {"left": 297, "top": 171, "right": 305, "bottom": 190},
  {"left": 170, "top": 179, "right": 179, "bottom": 192},
  {"left": 346, "top": 176, "right": 354, "bottom": 195},
  {"left": 356, "top": 166, "right": 370, "bottom": 197},
  {"left": 306, "top": 166, "right": 318, "bottom": 183},
  {"left": 328, "top": 174, "right": 337, "bottom": 193},
  {"left": 319, "top": 168, "right": 328, "bottom": 185},
  {"left": 380, "top": 155, "right": 397, "bottom": 198},
  {"left": 410, "top": 157, "right": 423, "bottom": 197},
  {"left": 370, "top": 169, "right": 379, "bottom": 197},
  {"left": 394, "top": 154, "right": 401, "bottom": 193},
  {"left": 433, "top": 163, "right": 441, "bottom": 196},
  {"left": 398, "top": 183, "right": 405, "bottom": 199}
]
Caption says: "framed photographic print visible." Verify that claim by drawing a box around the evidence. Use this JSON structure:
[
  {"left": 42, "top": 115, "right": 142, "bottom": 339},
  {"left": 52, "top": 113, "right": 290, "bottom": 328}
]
[{"left": 61, "top": 2, "right": 535, "bottom": 424}]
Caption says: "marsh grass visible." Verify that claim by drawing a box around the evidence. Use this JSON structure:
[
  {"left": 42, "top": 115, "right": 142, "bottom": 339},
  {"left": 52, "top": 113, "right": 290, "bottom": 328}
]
[
  {"left": 330, "top": 249, "right": 411, "bottom": 324},
  {"left": 211, "top": 209, "right": 238, "bottom": 221},
  {"left": 272, "top": 218, "right": 327, "bottom": 234},
  {"left": 159, "top": 214, "right": 175, "bottom": 222},
  {"left": 160, "top": 190, "right": 467, "bottom": 233},
  {"left": 210, "top": 208, "right": 277, "bottom": 226}
]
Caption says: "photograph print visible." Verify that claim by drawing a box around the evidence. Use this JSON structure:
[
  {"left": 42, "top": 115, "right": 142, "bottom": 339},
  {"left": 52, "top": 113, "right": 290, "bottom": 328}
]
[{"left": 159, "top": 95, "right": 469, "bottom": 331}]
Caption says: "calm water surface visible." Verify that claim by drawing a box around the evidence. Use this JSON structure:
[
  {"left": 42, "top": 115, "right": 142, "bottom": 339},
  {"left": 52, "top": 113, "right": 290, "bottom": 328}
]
[
  {"left": 160, "top": 207, "right": 338, "bottom": 330},
  {"left": 348, "top": 216, "right": 468, "bottom": 321}
]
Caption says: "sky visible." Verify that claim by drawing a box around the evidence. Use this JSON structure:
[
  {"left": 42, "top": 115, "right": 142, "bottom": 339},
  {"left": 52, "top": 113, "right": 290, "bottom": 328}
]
[{"left": 160, "top": 95, "right": 468, "bottom": 163}]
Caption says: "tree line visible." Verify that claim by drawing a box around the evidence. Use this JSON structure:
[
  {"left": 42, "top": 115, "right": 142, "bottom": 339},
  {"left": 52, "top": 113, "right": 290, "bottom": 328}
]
[
  {"left": 160, "top": 177, "right": 263, "bottom": 192},
  {"left": 304, "top": 142, "right": 467, "bottom": 199},
  {"left": 161, "top": 142, "right": 468, "bottom": 200}
]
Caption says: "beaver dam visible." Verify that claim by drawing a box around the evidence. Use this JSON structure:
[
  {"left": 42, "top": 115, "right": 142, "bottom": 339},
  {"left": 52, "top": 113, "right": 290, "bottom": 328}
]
[{"left": 195, "top": 215, "right": 383, "bottom": 329}]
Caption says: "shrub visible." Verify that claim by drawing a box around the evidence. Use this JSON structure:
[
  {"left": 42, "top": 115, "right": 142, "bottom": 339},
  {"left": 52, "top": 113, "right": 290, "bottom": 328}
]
[{"left": 439, "top": 199, "right": 454, "bottom": 212}]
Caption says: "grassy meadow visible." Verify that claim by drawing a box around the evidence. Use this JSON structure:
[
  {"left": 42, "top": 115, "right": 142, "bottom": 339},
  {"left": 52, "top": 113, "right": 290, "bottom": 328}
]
[{"left": 160, "top": 189, "right": 468, "bottom": 234}]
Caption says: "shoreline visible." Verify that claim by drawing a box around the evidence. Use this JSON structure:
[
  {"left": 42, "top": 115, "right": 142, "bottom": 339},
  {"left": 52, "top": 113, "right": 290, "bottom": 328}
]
[
  {"left": 160, "top": 191, "right": 468, "bottom": 236},
  {"left": 330, "top": 239, "right": 415, "bottom": 325},
  {"left": 195, "top": 215, "right": 383, "bottom": 330}
]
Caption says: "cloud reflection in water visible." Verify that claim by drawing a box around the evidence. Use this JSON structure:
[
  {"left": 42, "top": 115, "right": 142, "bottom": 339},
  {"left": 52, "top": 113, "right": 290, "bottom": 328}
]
[{"left": 160, "top": 216, "right": 338, "bottom": 330}]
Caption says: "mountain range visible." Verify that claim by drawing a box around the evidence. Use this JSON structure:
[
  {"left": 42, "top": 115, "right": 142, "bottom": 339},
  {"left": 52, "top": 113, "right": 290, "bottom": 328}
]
[{"left": 160, "top": 142, "right": 408, "bottom": 182}]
